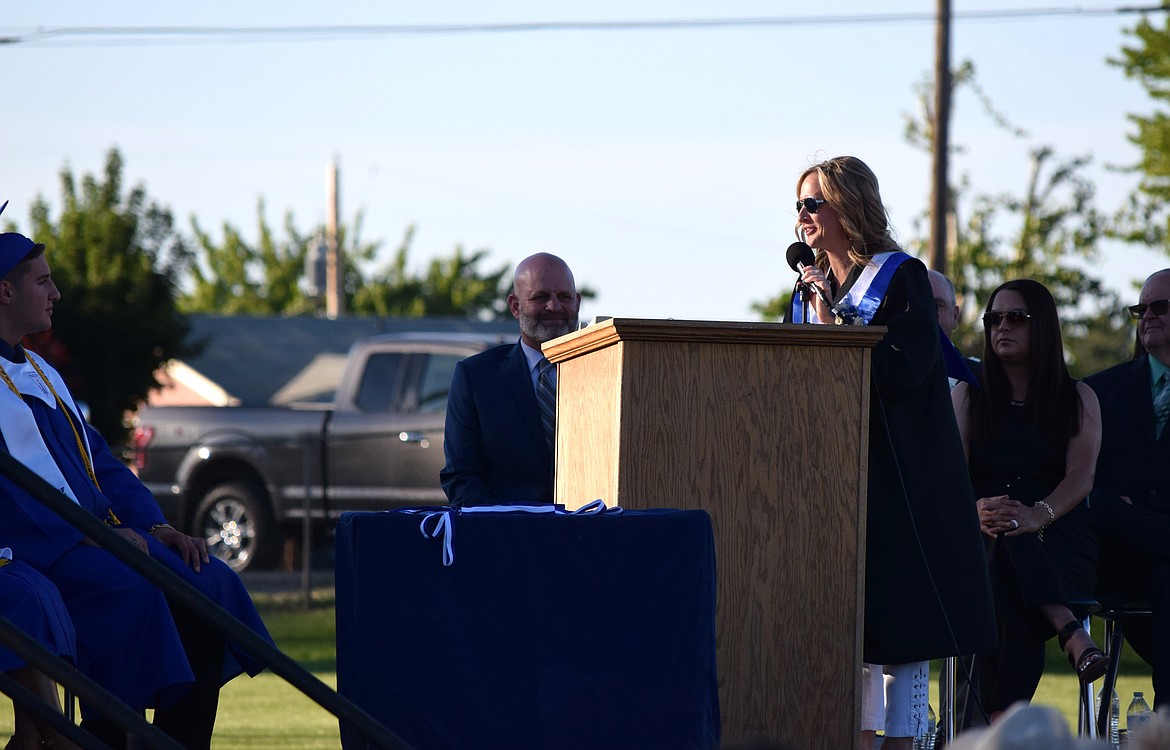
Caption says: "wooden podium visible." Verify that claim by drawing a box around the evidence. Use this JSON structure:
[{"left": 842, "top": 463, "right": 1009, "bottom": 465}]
[{"left": 543, "top": 318, "right": 886, "bottom": 750}]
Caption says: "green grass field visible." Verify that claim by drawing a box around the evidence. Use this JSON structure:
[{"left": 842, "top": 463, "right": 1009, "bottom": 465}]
[
  {"left": 208, "top": 600, "right": 345, "bottom": 749},
  {"left": 1, "top": 598, "right": 1156, "bottom": 748},
  {"left": 947, "top": 635, "right": 1153, "bottom": 735}
]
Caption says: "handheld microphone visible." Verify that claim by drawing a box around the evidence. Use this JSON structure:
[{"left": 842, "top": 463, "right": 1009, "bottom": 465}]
[{"left": 785, "top": 242, "right": 838, "bottom": 316}]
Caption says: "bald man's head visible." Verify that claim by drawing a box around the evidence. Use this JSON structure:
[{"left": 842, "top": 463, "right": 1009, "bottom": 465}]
[
  {"left": 508, "top": 253, "right": 581, "bottom": 348},
  {"left": 928, "top": 269, "right": 960, "bottom": 337}
]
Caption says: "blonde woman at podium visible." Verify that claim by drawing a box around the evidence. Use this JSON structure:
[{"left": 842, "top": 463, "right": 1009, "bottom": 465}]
[{"left": 793, "top": 156, "right": 997, "bottom": 749}]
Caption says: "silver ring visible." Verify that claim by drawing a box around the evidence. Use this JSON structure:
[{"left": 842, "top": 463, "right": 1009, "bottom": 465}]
[{"left": 1009, "top": 519, "right": 1019, "bottom": 530}]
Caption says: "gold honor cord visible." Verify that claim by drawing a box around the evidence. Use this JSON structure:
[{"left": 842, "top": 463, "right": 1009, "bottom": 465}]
[{"left": 0, "top": 359, "right": 122, "bottom": 526}]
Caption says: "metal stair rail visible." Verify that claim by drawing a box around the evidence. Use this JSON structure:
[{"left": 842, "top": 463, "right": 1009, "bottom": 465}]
[
  {"left": 0, "top": 613, "right": 182, "bottom": 749},
  {"left": 0, "top": 449, "right": 413, "bottom": 750}
]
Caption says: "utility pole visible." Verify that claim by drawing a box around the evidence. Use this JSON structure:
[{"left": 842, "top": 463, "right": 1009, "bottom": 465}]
[
  {"left": 325, "top": 156, "right": 345, "bottom": 318},
  {"left": 930, "top": 0, "right": 952, "bottom": 274}
]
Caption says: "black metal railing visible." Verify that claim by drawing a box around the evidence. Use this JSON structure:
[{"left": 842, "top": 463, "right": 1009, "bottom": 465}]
[
  {"left": 0, "top": 612, "right": 179, "bottom": 749},
  {"left": 0, "top": 449, "right": 413, "bottom": 750}
]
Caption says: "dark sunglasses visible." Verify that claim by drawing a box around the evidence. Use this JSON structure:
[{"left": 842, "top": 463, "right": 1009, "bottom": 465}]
[
  {"left": 982, "top": 309, "right": 1031, "bottom": 328},
  {"left": 796, "top": 197, "right": 828, "bottom": 214},
  {"left": 1128, "top": 299, "right": 1170, "bottom": 319}
]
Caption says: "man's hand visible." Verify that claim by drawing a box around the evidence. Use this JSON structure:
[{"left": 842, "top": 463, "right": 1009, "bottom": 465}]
[{"left": 152, "top": 524, "right": 210, "bottom": 572}]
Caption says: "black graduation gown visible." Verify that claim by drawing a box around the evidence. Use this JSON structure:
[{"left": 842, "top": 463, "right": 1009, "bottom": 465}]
[{"left": 839, "top": 256, "right": 998, "bottom": 664}]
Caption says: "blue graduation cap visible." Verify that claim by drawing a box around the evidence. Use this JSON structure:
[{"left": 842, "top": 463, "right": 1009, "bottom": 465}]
[{"left": 0, "top": 201, "right": 45, "bottom": 279}]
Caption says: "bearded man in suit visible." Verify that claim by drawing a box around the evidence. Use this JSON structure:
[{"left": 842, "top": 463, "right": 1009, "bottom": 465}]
[{"left": 441, "top": 253, "right": 581, "bottom": 507}]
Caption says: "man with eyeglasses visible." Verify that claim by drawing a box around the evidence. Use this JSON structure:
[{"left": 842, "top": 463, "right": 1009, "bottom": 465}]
[
  {"left": 929, "top": 269, "right": 983, "bottom": 388},
  {"left": 1085, "top": 268, "right": 1170, "bottom": 711}
]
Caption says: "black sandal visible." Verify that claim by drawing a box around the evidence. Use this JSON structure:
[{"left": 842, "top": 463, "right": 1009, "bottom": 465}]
[{"left": 1057, "top": 620, "right": 1111, "bottom": 685}]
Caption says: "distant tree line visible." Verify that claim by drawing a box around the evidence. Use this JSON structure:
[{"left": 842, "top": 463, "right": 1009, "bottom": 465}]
[{"left": 2, "top": 148, "right": 529, "bottom": 443}]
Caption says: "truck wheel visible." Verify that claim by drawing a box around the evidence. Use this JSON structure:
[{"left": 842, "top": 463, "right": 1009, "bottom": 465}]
[{"left": 193, "top": 482, "right": 279, "bottom": 572}]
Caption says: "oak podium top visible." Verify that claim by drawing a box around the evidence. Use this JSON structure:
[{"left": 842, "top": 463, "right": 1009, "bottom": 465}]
[{"left": 542, "top": 317, "right": 888, "bottom": 363}]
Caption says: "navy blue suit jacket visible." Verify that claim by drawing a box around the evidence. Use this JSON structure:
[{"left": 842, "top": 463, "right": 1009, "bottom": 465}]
[
  {"left": 440, "top": 341, "right": 553, "bottom": 506},
  {"left": 1086, "top": 355, "right": 1170, "bottom": 704},
  {"left": 1086, "top": 355, "right": 1170, "bottom": 512}
]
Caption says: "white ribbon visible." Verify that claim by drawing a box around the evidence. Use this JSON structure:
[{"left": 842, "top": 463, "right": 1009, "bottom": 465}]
[
  {"left": 418, "top": 510, "right": 455, "bottom": 567},
  {"left": 403, "top": 500, "right": 622, "bottom": 566}
]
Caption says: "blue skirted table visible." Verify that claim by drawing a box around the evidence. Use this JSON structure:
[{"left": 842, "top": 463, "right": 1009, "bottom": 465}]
[{"left": 335, "top": 506, "right": 720, "bottom": 750}]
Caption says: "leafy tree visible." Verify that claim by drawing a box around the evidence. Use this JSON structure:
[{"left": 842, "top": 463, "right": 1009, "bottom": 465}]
[
  {"left": 350, "top": 228, "right": 512, "bottom": 317},
  {"left": 180, "top": 208, "right": 530, "bottom": 320},
  {"left": 749, "top": 291, "right": 792, "bottom": 321},
  {"left": 1111, "top": 13, "right": 1170, "bottom": 250},
  {"left": 19, "top": 148, "right": 190, "bottom": 443},
  {"left": 902, "top": 60, "right": 1029, "bottom": 153},
  {"left": 904, "top": 61, "right": 1128, "bottom": 378},
  {"left": 903, "top": 63, "right": 1129, "bottom": 376},
  {"left": 928, "top": 148, "right": 1126, "bottom": 377},
  {"left": 180, "top": 201, "right": 380, "bottom": 315}
]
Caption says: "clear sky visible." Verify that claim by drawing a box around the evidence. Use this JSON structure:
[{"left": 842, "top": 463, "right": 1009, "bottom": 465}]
[{"left": 3, "top": 1, "right": 1167, "bottom": 323}]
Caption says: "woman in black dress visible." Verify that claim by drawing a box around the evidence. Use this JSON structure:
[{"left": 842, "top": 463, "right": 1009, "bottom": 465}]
[
  {"left": 952, "top": 278, "right": 1109, "bottom": 718},
  {"left": 795, "top": 156, "right": 996, "bottom": 748}
]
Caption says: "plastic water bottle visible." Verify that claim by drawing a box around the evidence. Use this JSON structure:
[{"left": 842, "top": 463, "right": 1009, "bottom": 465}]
[
  {"left": 1096, "top": 687, "right": 1120, "bottom": 748},
  {"left": 1127, "top": 691, "right": 1152, "bottom": 738},
  {"left": 912, "top": 704, "right": 937, "bottom": 750}
]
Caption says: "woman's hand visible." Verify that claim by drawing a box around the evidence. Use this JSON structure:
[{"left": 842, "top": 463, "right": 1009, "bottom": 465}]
[
  {"left": 975, "top": 494, "right": 1038, "bottom": 538},
  {"left": 799, "top": 265, "right": 834, "bottom": 323}
]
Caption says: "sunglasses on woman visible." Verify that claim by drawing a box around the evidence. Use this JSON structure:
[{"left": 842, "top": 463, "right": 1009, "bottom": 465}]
[
  {"left": 795, "top": 197, "right": 828, "bottom": 214},
  {"left": 982, "top": 310, "right": 1031, "bottom": 328},
  {"left": 1128, "top": 299, "right": 1170, "bottom": 319}
]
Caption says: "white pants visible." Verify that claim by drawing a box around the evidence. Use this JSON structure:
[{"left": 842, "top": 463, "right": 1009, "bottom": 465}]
[{"left": 861, "top": 661, "right": 930, "bottom": 738}]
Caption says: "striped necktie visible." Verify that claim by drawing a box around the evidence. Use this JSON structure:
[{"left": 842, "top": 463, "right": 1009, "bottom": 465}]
[
  {"left": 1154, "top": 371, "right": 1170, "bottom": 438},
  {"left": 536, "top": 357, "right": 557, "bottom": 455}
]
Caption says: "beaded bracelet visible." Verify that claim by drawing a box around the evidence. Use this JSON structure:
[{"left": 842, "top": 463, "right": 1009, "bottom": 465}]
[{"left": 1035, "top": 501, "right": 1056, "bottom": 542}]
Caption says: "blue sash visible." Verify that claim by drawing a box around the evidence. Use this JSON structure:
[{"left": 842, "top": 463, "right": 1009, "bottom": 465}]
[
  {"left": 788, "top": 284, "right": 814, "bottom": 323},
  {"left": 788, "top": 251, "right": 978, "bottom": 384},
  {"left": 846, "top": 251, "right": 911, "bottom": 324},
  {"left": 788, "top": 251, "right": 910, "bottom": 325},
  {"left": 854, "top": 252, "right": 978, "bottom": 383},
  {"left": 941, "top": 332, "right": 978, "bottom": 385}
]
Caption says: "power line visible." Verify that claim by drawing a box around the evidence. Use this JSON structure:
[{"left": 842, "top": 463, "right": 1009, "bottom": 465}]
[{"left": 2, "top": 5, "right": 1168, "bottom": 47}]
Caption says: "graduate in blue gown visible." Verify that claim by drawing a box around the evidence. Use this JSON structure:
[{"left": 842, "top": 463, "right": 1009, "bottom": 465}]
[
  {"left": 0, "top": 227, "right": 273, "bottom": 749},
  {"left": 1, "top": 551, "right": 80, "bottom": 749}
]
